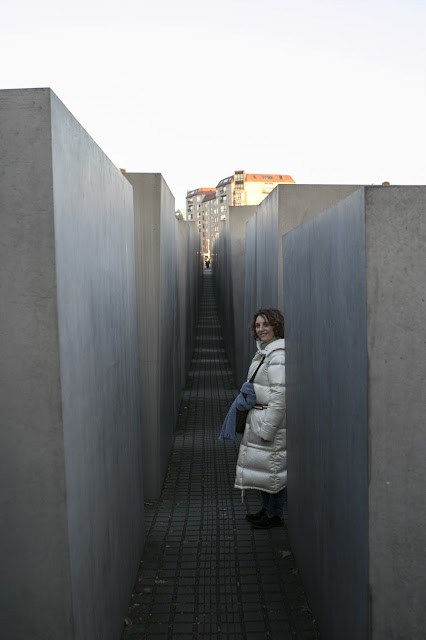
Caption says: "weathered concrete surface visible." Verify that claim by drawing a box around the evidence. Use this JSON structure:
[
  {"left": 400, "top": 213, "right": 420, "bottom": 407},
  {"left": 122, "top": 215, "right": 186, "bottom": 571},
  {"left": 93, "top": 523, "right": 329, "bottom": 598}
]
[
  {"left": 229, "top": 206, "right": 258, "bottom": 385},
  {"left": 243, "top": 214, "right": 258, "bottom": 377},
  {"left": 177, "top": 218, "right": 201, "bottom": 386},
  {"left": 213, "top": 187, "right": 363, "bottom": 382},
  {"left": 0, "top": 88, "right": 73, "bottom": 640},
  {"left": 283, "top": 186, "right": 426, "bottom": 640},
  {"left": 124, "top": 173, "right": 193, "bottom": 501},
  {"left": 0, "top": 88, "right": 143, "bottom": 640},
  {"left": 211, "top": 219, "right": 228, "bottom": 336},
  {"left": 283, "top": 189, "right": 369, "bottom": 640},
  {"left": 255, "top": 183, "right": 362, "bottom": 309},
  {"left": 240, "top": 185, "right": 362, "bottom": 378},
  {"left": 365, "top": 186, "right": 426, "bottom": 639},
  {"left": 212, "top": 206, "right": 257, "bottom": 385}
]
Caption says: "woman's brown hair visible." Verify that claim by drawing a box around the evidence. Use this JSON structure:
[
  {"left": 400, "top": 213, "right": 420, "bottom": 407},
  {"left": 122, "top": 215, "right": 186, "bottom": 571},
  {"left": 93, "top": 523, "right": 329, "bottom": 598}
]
[{"left": 251, "top": 308, "right": 284, "bottom": 340}]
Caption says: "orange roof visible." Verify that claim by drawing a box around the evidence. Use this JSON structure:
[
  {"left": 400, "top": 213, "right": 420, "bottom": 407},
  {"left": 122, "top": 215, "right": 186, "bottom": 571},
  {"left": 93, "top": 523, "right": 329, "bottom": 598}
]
[{"left": 245, "top": 174, "right": 295, "bottom": 183}]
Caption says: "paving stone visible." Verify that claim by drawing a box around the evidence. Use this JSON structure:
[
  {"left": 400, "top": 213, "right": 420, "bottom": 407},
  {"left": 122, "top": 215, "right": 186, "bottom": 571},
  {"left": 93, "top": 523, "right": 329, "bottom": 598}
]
[
  {"left": 170, "top": 622, "right": 194, "bottom": 634},
  {"left": 121, "top": 271, "right": 320, "bottom": 639},
  {"left": 243, "top": 610, "right": 265, "bottom": 622}
]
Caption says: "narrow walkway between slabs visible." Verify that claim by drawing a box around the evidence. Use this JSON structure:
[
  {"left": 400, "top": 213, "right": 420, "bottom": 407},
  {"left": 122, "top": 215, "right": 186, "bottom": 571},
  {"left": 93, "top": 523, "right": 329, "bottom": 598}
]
[{"left": 121, "top": 270, "right": 320, "bottom": 640}]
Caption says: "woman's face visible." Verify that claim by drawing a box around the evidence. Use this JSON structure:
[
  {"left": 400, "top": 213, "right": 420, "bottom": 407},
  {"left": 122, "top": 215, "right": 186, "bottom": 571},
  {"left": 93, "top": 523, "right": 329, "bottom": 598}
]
[{"left": 255, "top": 315, "right": 275, "bottom": 343}]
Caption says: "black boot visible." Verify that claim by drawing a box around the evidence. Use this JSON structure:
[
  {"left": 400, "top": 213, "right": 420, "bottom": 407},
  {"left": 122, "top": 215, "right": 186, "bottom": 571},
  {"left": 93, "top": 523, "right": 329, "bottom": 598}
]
[
  {"left": 250, "top": 514, "right": 283, "bottom": 529},
  {"left": 245, "top": 508, "right": 266, "bottom": 522}
]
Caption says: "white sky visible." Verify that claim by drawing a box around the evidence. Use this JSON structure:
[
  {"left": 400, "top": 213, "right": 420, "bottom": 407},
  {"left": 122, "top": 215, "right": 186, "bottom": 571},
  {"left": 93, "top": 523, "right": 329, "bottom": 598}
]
[{"left": 1, "top": 0, "right": 425, "bottom": 209}]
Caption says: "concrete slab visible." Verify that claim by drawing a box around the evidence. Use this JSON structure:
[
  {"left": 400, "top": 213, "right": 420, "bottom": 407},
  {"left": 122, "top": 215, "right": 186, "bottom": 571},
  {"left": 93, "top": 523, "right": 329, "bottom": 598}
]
[
  {"left": 0, "top": 88, "right": 143, "bottom": 640},
  {"left": 124, "top": 173, "right": 186, "bottom": 501},
  {"left": 283, "top": 188, "right": 368, "bottom": 640},
  {"left": 283, "top": 185, "right": 426, "bottom": 639},
  {"left": 213, "top": 206, "right": 258, "bottom": 386},
  {"left": 240, "top": 184, "right": 362, "bottom": 379}
]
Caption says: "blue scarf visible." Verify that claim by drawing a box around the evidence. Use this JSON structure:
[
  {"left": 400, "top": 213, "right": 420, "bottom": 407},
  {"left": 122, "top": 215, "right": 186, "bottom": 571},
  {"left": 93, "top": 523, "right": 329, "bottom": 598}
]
[{"left": 218, "top": 381, "right": 257, "bottom": 441}]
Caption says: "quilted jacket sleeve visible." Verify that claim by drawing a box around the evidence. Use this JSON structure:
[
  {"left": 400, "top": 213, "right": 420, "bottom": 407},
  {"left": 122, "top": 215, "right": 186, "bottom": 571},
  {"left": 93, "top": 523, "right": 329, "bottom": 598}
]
[{"left": 258, "top": 349, "right": 286, "bottom": 441}]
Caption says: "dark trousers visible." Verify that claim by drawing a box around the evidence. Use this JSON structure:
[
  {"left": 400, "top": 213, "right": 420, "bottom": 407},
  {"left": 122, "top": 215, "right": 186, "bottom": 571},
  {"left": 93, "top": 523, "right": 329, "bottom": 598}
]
[{"left": 260, "top": 487, "right": 287, "bottom": 518}]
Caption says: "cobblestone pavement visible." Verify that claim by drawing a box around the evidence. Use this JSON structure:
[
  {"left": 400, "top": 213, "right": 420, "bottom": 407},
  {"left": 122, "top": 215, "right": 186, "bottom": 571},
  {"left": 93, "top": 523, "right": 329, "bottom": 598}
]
[{"left": 121, "top": 270, "right": 320, "bottom": 639}]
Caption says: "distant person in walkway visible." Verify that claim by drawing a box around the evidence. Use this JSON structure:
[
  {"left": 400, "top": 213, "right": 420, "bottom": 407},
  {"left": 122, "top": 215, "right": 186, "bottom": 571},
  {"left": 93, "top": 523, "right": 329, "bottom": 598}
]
[
  {"left": 235, "top": 308, "right": 287, "bottom": 529},
  {"left": 205, "top": 258, "right": 210, "bottom": 269}
]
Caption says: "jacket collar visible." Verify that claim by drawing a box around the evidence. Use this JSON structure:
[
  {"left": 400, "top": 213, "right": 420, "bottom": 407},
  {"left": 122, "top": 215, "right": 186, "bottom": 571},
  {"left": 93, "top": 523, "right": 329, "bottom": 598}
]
[{"left": 256, "top": 338, "right": 285, "bottom": 356}]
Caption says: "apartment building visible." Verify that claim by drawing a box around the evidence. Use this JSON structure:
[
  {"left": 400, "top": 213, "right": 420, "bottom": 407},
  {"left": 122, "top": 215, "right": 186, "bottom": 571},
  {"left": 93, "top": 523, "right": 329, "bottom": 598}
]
[
  {"left": 187, "top": 170, "right": 295, "bottom": 255},
  {"left": 233, "top": 170, "right": 295, "bottom": 205}
]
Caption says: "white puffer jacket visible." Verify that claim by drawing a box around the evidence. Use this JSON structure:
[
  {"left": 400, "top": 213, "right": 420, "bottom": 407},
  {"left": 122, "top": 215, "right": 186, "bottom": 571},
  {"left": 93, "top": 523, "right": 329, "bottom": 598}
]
[{"left": 234, "top": 339, "right": 286, "bottom": 494}]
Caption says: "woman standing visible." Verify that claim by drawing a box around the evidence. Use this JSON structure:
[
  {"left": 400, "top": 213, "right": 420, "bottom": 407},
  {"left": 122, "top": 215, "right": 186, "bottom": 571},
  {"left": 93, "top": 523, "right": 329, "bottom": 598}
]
[{"left": 235, "top": 308, "right": 287, "bottom": 529}]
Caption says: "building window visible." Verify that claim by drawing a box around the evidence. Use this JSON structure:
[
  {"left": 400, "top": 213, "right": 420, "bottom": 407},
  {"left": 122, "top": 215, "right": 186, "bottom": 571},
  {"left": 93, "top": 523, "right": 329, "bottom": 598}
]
[{"left": 235, "top": 171, "right": 244, "bottom": 189}]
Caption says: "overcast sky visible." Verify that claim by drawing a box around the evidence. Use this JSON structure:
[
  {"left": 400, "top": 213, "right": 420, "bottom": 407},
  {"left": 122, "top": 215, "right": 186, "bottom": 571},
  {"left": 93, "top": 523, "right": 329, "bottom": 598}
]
[{"left": 1, "top": 0, "right": 425, "bottom": 209}]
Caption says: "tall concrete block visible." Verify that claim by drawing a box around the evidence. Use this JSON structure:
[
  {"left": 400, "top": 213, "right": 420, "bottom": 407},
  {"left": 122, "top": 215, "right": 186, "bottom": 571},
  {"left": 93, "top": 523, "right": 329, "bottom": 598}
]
[
  {"left": 187, "top": 220, "right": 202, "bottom": 363},
  {"left": 255, "top": 184, "right": 362, "bottom": 310},
  {"left": 0, "top": 89, "right": 143, "bottom": 639},
  {"left": 177, "top": 219, "right": 201, "bottom": 387},
  {"left": 239, "top": 185, "right": 362, "bottom": 378},
  {"left": 366, "top": 186, "right": 426, "bottom": 639},
  {"left": 211, "top": 207, "right": 258, "bottom": 385},
  {"left": 177, "top": 220, "right": 191, "bottom": 386},
  {"left": 212, "top": 206, "right": 257, "bottom": 384},
  {"left": 283, "top": 186, "right": 426, "bottom": 640},
  {"left": 177, "top": 220, "right": 186, "bottom": 382},
  {"left": 255, "top": 187, "right": 278, "bottom": 308},
  {"left": 243, "top": 214, "right": 258, "bottom": 376},
  {"left": 211, "top": 218, "right": 228, "bottom": 333},
  {"left": 124, "top": 173, "right": 182, "bottom": 500},
  {"left": 228, "top": 206, "right": 258, "bottom": 385}
]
